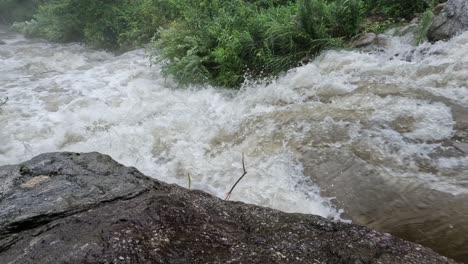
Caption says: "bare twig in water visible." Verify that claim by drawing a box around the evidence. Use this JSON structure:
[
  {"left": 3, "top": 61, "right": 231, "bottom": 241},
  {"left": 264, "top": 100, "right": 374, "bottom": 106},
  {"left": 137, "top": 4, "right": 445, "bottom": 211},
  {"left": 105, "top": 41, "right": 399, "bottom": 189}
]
[
  {"left": 187, "top": 173, "right": 192, "bottom": 190},
  {"left": 225, "top": 153, "right": 247, "bottom": 201},
  {"left": 0, "top": 97, "right": 8, "bottom": 113}
]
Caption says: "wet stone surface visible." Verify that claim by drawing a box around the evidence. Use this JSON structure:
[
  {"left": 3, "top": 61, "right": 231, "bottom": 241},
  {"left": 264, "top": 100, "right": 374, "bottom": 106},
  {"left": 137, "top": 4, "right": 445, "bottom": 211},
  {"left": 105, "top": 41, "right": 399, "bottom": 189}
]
[
  {"left": 429, "top": 0, "right": 468, "bottom": 41},
  {"left": 0, "top": 152, "right": 458, "bottom": 264}
]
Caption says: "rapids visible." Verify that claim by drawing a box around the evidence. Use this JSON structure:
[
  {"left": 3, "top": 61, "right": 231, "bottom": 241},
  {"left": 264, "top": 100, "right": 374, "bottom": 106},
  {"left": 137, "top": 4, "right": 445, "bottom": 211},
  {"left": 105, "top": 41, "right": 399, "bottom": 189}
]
[{"left": 1, "top": 26, "right": 468, "bottom": 261}]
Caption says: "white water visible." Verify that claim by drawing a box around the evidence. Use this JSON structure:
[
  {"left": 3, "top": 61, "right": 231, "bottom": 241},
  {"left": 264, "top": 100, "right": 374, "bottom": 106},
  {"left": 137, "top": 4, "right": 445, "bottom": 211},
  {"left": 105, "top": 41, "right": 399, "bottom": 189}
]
[
  {"left": 1, "top": 27, "right": 468, "bottom": 226},
  {"left": 0, "top": 28, "right": 343, "bottom": 219}
]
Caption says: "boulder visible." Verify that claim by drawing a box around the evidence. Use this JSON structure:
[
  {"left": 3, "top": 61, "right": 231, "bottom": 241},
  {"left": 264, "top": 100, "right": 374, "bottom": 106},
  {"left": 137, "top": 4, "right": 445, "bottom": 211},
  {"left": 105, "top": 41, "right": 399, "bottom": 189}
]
[
  {"left": 429, "top": 0, "right": 468, "bottom": 40},
  {"left": 0, "top": 40, "right": 5, "bottom": 45},
  {"left": 351, "top": 33, "right": 389, "bottom": 52},
  {"left": 0, "top": 152, "right": 458, "bottom": 264},
  {"left": 351, "top": 33, "right": 377, "bottom": 48}
]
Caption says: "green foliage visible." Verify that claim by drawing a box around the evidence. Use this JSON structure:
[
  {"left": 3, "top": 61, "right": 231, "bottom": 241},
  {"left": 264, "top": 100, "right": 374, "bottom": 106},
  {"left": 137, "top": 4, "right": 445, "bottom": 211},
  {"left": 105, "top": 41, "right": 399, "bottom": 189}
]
[
  {"left": 117, "top": 0, "right": 181, "bottom": 49},
  {"left": 154, "top": 0, "right": 258, "bottom": 86},
  {"left": 155, "top": 21, "right": 212, "bottom": 85},
  {"left": 361, "top": 19, "right": 402, "bottom": 34},
  {"left": 31, "top": 0, "right": 84, "bottom": 42},
  {"left": 298, "top": 0, "right": 331, "bottom": 40},
  {"left": 416, "top": 9, "right": 434, "bottom": 44},
  {"left": 0, "top": 0, "right": 39, "bottom": 23},
  {"left": 329, "top": 0, "right": 365, "bottom": 37},
  {"left": 154, "top": 0, "right": 363, "bottom": 88},
  {"left": 362, "top": 0, "right": 429, "bottom": 19},
  {"left": 299, "top": 0, "right": 363, "bottom": 39},
  {"left": 14, "top": 0, "right": 181, "bottom": 50},
  {"left": 8, "top": 0, "right": 430, "bottom": 88},
  {"left": 260, "top": 5, "right": 314, "bottom": 74}
]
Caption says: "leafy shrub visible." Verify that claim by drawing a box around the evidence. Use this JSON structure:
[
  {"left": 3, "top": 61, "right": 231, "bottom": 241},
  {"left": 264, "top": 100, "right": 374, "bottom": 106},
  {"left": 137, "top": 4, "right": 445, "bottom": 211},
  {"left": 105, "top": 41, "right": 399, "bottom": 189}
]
[
  {"left": 13, "top": 0, "right": 436, "bottom": 88},
  {"left": 154, "top": 0, "right": 261, "bottom": 87},
  {"left": 362, "top": 0, "right": 429, "bottom": 19},
  {"left": 0, "top": 0, "right": 39, "bottom": 23},
  {"left": 15, "top": 0, "right": 181, "bottom": 50},
  {"left": 154, "top": 0, "right": 364, "bottom": 88},
  {"left": 329, "top": 0, "right": 365, "bottom": 37},
  {"left": 5, "top": 0, "right": 432, "bottom": 88},
  {"left": 31, "top": 0, "right": 84, "bottom": 42},
  {"left": 117, "top": 0, "right": 181, "bottom": 49},
  {"left": 299, "top": 0, "right": 364, "bottom": 39},
  {"left": 416, "top": 9, "right": 434, "bottom": 44}
]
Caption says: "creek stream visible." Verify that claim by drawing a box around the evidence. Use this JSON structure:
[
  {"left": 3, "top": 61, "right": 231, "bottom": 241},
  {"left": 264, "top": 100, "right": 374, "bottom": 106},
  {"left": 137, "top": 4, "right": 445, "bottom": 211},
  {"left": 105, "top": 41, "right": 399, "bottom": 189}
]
[{"left": 1, "top": 26, "right": 467, "bottom": 262}]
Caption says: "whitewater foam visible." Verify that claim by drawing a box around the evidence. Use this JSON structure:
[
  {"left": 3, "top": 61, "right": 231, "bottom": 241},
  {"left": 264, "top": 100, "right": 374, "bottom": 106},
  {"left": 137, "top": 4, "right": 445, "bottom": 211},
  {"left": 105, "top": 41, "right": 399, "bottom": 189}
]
[{"left": 1, "top": 29, "right": 468, "bottom": 224}]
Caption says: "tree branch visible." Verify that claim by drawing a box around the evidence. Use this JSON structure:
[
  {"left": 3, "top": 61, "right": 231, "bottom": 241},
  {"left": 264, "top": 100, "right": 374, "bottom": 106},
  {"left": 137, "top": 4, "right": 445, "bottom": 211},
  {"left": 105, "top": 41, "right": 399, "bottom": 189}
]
[{"left": 225, "top": 153, "right": 247, "bottom": 201}]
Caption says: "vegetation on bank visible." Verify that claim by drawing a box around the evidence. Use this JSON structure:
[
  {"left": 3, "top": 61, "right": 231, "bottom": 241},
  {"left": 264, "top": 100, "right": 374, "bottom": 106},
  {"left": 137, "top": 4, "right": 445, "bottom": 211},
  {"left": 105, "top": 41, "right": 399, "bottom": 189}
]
[
  {"left": 153, "top": 0, "right": 365, "bottom": 86},
  {"left": 0, "top": 0, "right": 38, "bottom": 23},
  {"left": 2, "top": 0, "right": 433, "bottom": 87}
]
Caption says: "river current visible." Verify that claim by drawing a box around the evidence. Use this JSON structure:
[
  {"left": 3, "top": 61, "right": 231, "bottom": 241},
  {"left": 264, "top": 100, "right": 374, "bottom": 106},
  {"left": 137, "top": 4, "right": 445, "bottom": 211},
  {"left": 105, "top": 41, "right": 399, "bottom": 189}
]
[{"left": 1, "top": 26, "right": 468, "bottom": 261}]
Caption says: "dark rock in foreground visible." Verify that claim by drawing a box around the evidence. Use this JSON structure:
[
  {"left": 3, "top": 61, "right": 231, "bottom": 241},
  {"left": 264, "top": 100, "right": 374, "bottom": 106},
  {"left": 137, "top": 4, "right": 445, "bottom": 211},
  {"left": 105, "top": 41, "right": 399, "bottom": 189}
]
[
  {"left": 429, "top": 0, "right": 468, "bottom": 41},
  {"left": 0, "top": 152, "right": 458, "bottom": 263}
]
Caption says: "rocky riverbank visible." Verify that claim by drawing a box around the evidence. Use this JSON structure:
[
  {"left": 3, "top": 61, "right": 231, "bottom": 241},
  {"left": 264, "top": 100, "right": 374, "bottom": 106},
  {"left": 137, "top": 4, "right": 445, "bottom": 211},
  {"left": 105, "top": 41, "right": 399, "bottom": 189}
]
[
  {"left": 0, "top": 152, "right": 458, "bottom": 263},
  {"left": 429, "top": 0, "right": 468, "bottom": 41}
]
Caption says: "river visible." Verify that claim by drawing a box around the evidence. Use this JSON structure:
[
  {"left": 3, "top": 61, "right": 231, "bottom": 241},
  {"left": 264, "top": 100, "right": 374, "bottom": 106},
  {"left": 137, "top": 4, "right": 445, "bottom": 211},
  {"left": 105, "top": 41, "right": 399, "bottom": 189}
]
[{"left": 1, "top": 26, "right": 468, "bottom": 262}]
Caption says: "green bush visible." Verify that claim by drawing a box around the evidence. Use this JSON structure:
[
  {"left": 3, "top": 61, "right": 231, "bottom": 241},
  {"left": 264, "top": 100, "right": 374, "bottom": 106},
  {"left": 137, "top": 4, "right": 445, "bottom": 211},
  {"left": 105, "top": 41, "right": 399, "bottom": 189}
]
[
  {"left": 153, "top": 0, "right": 364, "bottom": 88},
  {"left": 362, "top": 0, "right": 429, "bottom": 19},
  {"left": 153, "top": 0, "right": 261, "bottom": 86},
  {"left": 14, "top": 0, "right": 181, "bottom": 50},
  {"left": 416, "top": 9, "right": 434, "bottom": 44},
  {"left": 5, "top": 0, "right": 431, "bottom": 88},
  {"left": 13, "top": 0, "right": 436, "bottom": 88},
  {"left": 117, "top": 0, "right": 181, "bottom": 49},
  {"left": 330, "top": 0, "right": 365, "bottom": 37},
  {"left": 0, "top": 0, "right": 39, "bottom": 23},
  {"left": 31, "top": 0, "right": 84, "bottom": 42}
]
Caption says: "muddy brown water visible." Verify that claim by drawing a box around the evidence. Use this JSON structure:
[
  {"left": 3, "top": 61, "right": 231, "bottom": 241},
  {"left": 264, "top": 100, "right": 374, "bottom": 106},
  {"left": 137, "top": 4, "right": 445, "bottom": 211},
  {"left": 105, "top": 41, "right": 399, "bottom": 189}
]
[{"left": 1, "top": 26, "right": 468, "bottom": 262}]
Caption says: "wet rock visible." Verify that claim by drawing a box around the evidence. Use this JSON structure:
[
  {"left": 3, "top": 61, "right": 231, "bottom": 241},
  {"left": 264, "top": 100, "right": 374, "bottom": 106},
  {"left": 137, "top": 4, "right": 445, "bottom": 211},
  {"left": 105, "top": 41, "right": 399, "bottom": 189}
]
[
  {"left": 398, "top": 24, "right": 420, "bottom": 38},
  {"left": 0, "top": 152, "right": 458, "bottom": 264},
  {"left": 429, "top": 0, "right": 468, "bottom": 41},
  {"left": 0, "top": 40, "right": 5, "bottom": 45},
  {"left": 376, "top": 34, "right": 389, "bottom": 46},
  {"left": 351, "top": 33, "right": 389, "bottom": 51},
  {"left": 352, "top": 33, "right": 377, "bottom": 48}
]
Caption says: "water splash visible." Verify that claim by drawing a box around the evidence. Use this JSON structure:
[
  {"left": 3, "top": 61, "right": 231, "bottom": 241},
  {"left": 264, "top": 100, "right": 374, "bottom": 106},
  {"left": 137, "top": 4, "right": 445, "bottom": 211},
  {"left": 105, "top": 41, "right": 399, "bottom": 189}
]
[
  {"left": 1, "top": 26, "right": 468, "bottom": 261},
  {"left": 0, "top": 27, "right": 343, "bottom": 220}
]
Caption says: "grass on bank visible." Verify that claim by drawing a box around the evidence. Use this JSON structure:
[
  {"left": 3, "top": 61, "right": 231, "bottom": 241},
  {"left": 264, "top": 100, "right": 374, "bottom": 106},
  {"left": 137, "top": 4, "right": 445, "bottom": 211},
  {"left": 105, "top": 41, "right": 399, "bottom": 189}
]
[
  {"left": 153, "top": 0, "right": 365, "bottom": 87},
  {"left": 0, "top": 0, "right": 38, "bottom": 24},
  {"left": 3, "top": 0, "right": 433, "bottom": 88}
]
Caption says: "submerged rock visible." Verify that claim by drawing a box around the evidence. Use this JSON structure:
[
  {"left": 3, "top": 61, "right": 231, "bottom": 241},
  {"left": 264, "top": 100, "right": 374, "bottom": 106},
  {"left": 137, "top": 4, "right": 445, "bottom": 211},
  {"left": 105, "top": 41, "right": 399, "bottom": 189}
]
[
  {"left": 351, "top": 33, "right": 389, "bottom": 51},
  {"left": 351, "top": 33, "right": 377, "bottom": 48},
  {"left": 0, "top": 152, "right": 457, "bottom": 264},
  {"left": 429, "top": 0, "right": 468, "bottom": 41},
  {"left": 0, "top": 40, "right": 5, "bottom": 45}
]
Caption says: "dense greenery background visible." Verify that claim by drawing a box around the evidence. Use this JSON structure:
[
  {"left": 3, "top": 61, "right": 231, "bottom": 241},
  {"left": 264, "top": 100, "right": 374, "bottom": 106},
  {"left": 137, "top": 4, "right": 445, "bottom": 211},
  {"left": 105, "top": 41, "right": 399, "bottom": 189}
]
[
  {"left": 0, "top": 0, "right": 39, "bottom": 23},
  {"left": 1, "top": 0, "right": 432, "bottom": 87}
]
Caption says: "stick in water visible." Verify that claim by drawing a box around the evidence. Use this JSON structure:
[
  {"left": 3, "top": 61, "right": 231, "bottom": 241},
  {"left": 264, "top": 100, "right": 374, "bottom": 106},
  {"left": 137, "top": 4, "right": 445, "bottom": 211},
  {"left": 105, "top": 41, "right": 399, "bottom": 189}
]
[
  {"left": 187, "top": 173, "right": 192, "bottom": 190},
  {"left": 225, "top": 153, "right": 247, "bottom": 201}
]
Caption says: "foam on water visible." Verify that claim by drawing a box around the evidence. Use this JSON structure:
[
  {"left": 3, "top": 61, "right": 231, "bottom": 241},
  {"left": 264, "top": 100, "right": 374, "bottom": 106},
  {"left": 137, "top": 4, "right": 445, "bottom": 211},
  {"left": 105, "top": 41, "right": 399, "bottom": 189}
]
[
  {"left": 0, "top": 29, "right": 343, "bottom": 219},
  {"left": 1, "top": 28, "right": 468, "bottom": 223}
]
